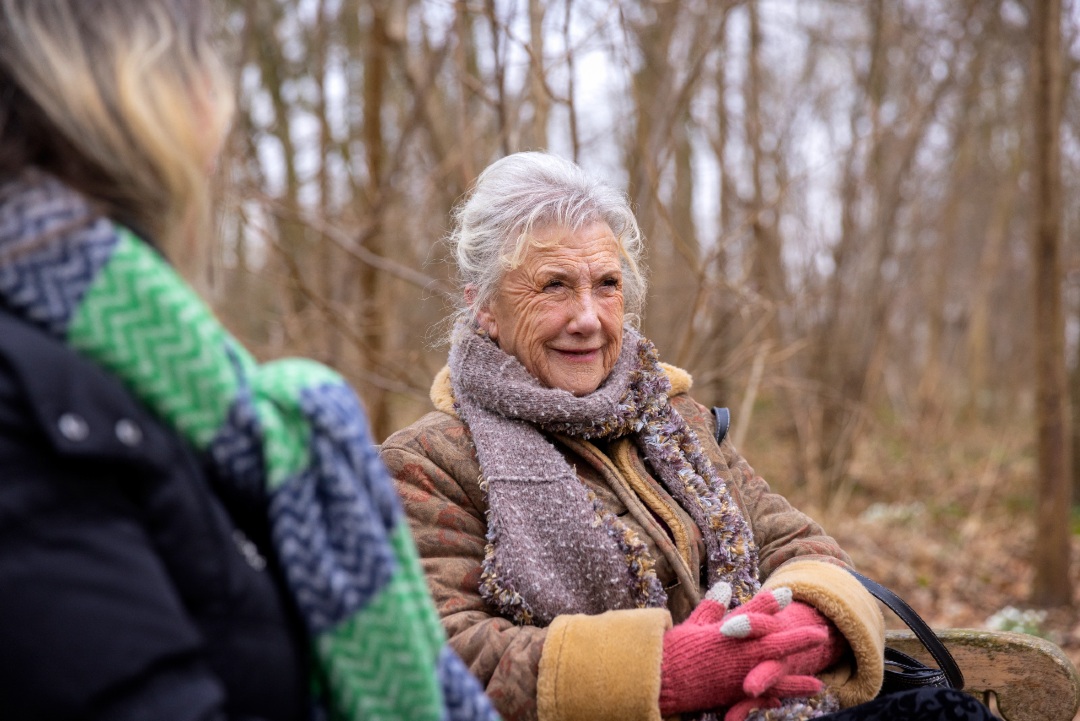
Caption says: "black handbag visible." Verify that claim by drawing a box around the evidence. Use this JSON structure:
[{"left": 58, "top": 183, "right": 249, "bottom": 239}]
[{"left": 848, "top": 569, "right": 965, "bottom": 696}]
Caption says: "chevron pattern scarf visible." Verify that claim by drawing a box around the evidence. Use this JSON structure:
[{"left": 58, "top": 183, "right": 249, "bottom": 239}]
[
  {"left": 0, "top": 171, "right": 499, "bottom": 721},
  {"left": 449, "top": 320, "right": 760, "bottom": 627}
]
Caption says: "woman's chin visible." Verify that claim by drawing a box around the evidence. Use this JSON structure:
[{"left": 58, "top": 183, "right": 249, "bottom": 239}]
[{"left": 546, "top": 368, "right": 606, "bottom": 396}]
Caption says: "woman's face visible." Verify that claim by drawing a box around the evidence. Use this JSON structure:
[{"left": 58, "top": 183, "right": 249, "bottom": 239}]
[{"left": 476, "top": 222, "right": 625, "bottom": 396}]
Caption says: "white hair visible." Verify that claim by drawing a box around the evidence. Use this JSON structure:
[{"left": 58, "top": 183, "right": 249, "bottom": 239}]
[{"left": 447, "top": 151, "right": 647, "bottom": 326}]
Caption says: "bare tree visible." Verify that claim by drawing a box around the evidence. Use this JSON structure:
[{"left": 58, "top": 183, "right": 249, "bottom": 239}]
[
  {"left": 197, "top": 0, "right": 1079, "bottom": 561},
  {"left": 1031, "top": 0, "right": 1073, "bottom": 608}
]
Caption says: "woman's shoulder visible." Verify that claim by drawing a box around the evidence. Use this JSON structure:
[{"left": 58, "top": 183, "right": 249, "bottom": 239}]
[
  {"left": 659, "top": 362, "right": 693, "bottom": 397},
  {"left": 0, "top": 310, "right": 310, "bottom": 719},
  {"left": 671, "top": 395, "right": 713, "bottom": 431},
  {"left": 0, "top": 307, "right": 177, "bottom": 470},
  {"left": 658, "top": 363, "right": 714, "bottom": 430},
  {"left": 381, "top": 408, "right": 476, "bottom": 471},
  {"left": 383, "top": 408, "right": 468, "bottom": 449},
  {"left": 380, "top": 366, "right": 479, "bottom": 488},
  {"left": 659, "top": 367, "right": 731, "bottom": 463},
  {"left": 380, "top": 409, "right": 483, "bottom": 510}
]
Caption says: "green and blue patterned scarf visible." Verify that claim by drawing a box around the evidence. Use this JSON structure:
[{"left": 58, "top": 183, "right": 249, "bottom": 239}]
[{"left": 0, "top": 170, "right": 499, "bottom": 721}]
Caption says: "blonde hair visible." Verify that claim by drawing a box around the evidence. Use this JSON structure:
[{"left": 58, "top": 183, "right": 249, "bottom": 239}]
[{"left": 0, "top": 0, "right": 234, "bottom": 259}]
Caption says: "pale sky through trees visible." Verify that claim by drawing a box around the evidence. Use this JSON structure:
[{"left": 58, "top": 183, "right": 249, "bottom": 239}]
[{"left": 214, "top": 0, "right": 1079, "bottom": 517}]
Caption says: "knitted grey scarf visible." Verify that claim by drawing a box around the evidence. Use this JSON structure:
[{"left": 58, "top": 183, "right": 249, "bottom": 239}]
[{"left": 449, "top": 320, "right": 760, "bottom": 626}]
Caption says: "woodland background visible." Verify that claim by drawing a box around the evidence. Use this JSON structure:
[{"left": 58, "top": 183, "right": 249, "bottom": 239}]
[{"left": 192, "top": 0, "right": 1080, "bottom": 681}]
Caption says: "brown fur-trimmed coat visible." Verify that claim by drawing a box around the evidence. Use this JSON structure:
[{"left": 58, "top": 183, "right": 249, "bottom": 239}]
[{"left": 380, "top": 365, "right": 884, "bottom": 721}]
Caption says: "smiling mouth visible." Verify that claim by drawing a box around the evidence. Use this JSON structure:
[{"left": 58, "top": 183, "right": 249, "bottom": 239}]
[{"left": 555, "top": 348, "right": 599, "bottom": 359}]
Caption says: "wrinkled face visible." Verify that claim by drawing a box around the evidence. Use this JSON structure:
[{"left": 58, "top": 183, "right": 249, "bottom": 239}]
[{"left": 476, "top": 222, "right": 625, "bottom": 396}]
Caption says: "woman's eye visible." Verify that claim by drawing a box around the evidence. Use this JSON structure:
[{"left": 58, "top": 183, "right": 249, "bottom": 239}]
[{"left": 543, "top": 280, "right": 563, "bottom": 291}]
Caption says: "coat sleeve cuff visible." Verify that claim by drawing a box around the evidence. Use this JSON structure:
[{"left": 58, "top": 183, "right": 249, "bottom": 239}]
[
  {"left": 762, "top": 559, "right": 885, "bottom": 706},
  {"left": 537, "top": 608, "right": 671, "bottom": 721}
]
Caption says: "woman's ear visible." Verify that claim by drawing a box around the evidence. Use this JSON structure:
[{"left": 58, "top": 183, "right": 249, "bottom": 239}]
[{"left": 465, "top": 285, "right": 499, "bottom": 340}]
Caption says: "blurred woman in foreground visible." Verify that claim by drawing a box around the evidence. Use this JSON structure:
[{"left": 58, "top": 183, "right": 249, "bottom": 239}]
[
  {"left": 381, "top": 151, "right": 996, "bottom": 721},
  {"left": 0, "top": 1, "right": 495, "bottom": 718}
]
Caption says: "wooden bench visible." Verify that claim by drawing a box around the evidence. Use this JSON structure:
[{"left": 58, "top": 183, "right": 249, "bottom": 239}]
[{"left": 887, "top": 629, "right": 1080, "bottom": 721}]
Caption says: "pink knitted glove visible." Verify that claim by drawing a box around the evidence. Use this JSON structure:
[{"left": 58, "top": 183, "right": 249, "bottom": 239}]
[
  {"left": 721, "top": 601, "right": 847, "bottom": 721},
  {"left": 723, "top": 597, "right": 844, "bottom": 696},
  {"left": 659, "top": 585, "right": 831, "bottom": 717},
  {"left": 683, "top": 579, "right": 736, "bottom": 625}
]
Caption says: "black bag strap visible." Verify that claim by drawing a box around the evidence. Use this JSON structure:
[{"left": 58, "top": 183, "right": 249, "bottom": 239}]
[
  {"left": 711, "top": 406, "right": 730, "bottom": 445},
  {"left": 847, "top": 568, "right": 964, "bottom": 689}
]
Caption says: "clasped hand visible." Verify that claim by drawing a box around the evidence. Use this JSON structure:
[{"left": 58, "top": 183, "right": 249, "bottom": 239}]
[{"left": 659, "top": 582, "right": 843, "bottom": 721}]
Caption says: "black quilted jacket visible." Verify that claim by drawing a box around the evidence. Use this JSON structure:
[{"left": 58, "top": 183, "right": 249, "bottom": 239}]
[{"left": 0, "top": 306, "right": 308, "bottom": 720}]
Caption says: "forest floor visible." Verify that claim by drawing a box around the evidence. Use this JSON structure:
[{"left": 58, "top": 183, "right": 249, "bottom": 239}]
[{"left": 741, "top": 407, "right": 1080, "bottom": 714}]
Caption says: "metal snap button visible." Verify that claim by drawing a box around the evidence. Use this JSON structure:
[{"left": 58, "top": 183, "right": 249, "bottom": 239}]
[
  {"left": 58, "top": 413, "right": 89, "bottom": 442},
  {"left": 115, "top": 419, "right": 143, "bottom": 447}
]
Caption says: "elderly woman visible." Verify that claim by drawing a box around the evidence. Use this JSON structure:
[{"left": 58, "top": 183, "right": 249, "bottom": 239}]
[{"left": 381, "top": 152, "right": 993, "bottom": 721}]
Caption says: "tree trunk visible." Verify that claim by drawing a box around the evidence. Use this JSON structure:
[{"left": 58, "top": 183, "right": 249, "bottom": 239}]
[
  {"left": 965, "top": 153, "right": 1018, "bottom": 418},
  {"left": 359, "top": 1, "right": 391, "bottom": 438},
  {"left": 527, "top": 0, "right": 549, "bottom": 150},
  {"left": 745, "top": 0, "right": 785, "bottom": 344},
  {"left": 1030, "top": 0, "right": 1072, "bottom": 608}
]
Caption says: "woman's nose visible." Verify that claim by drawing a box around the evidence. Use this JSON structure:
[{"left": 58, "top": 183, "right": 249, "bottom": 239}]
[{"left": 567, "top": 290, "right": 602, "bottom": 334}]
